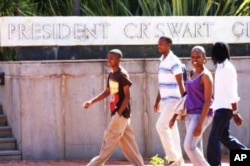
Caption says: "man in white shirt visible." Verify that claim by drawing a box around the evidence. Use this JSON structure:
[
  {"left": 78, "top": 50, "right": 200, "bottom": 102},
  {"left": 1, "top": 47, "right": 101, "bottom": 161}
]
[
  {"left": 154, "top": 36, "right": 185, "bottom": 166},
  {"left": 207, "top": 42, "right": 248, "bottom": 166}
]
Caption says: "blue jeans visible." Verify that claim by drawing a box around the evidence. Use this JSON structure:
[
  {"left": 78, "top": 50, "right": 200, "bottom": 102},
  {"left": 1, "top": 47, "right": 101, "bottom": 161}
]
[
  {"left": 207, "top": 108, "right": 248, "bottom": 166},
  {"left": 184, "top": 114, "right": 212, "bottom": 166}
]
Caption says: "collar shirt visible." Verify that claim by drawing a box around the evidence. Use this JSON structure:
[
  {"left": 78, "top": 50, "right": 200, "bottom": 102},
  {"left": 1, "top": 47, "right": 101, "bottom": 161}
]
[
  {"left": 212, "top": 59, "right": 240, "bottom": 111},
  {"left": 158, "top": 51, "right": 183, "bottom": 102}
]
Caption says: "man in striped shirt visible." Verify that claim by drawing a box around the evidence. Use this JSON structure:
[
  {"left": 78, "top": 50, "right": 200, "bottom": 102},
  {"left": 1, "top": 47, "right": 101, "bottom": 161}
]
[{"left": 154, "top": 36, "right": 185, "bottom": 166}]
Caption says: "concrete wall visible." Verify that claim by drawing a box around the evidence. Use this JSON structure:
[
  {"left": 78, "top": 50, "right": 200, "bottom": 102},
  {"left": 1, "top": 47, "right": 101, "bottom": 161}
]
[{"left": 0, "top": 58, "right": 249, "bottom": 160}]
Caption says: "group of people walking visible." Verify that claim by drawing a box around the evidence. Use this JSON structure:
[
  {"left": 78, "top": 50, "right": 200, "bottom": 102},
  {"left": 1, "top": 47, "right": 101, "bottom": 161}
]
[{"left": 83, "top": 36, "right": 248, "bottom": 166}]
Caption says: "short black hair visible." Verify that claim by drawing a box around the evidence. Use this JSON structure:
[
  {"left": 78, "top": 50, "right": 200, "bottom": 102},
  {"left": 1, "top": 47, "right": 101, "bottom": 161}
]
[
  {"left": 211, "top": 42, "right": 230, "bottom": 65},
  {"left": 159, "top": 36, "right": 172, "bottom": 44}
]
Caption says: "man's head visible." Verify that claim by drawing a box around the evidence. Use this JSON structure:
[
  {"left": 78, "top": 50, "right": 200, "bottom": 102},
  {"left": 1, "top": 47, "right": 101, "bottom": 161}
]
[
  {"left": 158, "top": 36, "right": 172, "bottom": 55},
  {"left": 107, "top": 49, "right": 122, "bottom": 68},
  {"left": 211, "top": 42, "right": 230, "bottom": 65}
]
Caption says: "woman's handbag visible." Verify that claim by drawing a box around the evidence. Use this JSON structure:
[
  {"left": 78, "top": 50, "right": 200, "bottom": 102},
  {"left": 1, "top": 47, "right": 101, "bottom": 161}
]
[{"left": 173, "top": 95, "right": 187, "bottom": 121}]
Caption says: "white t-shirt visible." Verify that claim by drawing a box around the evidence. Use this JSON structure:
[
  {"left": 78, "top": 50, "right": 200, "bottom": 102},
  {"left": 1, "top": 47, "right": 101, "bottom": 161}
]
[
  {"left": 158, "top": 51, "right": 183, "bottom": 102},
  {"left": 212, "top": 59, "right": 240, "bottom": 110}
]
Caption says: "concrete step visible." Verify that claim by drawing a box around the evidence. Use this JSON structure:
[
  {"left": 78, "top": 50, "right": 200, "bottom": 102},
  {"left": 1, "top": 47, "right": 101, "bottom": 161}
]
[
  {"left": 0, "top": 138, "right": 17, "bottom": 150},
  {"left": 0, "top": 126, "right": 12, "bottom": 138},
  {"left": 0, "top": 150, "right": 21, "bottom": 160},
  {"left": 0, "top": 115, "right": 7, "bottom": 126}
]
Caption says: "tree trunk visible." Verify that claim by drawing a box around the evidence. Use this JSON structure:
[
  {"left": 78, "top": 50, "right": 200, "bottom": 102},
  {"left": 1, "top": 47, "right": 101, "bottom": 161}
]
[{"left": 72, "top": 0, "right": 81, "bottom": 16}]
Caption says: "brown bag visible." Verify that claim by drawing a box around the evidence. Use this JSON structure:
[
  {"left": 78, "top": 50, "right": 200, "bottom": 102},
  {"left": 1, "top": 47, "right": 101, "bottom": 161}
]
[{"left": 173, "top": 95, "right": 187, "bottom": 121}]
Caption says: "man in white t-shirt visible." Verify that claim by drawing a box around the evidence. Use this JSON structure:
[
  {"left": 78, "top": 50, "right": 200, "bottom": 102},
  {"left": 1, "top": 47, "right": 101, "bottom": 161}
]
[
  {"left": 207, "top": 42, "right": 248, "bottom": 166},
  {"left": 154, "top": 36, "right": 185, "bottom": 166}
]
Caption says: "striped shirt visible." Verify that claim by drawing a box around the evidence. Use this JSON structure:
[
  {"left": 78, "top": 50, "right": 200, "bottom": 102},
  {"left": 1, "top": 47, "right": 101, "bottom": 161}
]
[{"left": 158, "top": 51, "right": 183, "bottom": 102}]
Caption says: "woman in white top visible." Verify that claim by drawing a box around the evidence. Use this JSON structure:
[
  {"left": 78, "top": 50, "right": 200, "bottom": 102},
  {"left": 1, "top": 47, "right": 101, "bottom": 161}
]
[{"left": 207, "top": 42, "right": 248, "bottom": 166}]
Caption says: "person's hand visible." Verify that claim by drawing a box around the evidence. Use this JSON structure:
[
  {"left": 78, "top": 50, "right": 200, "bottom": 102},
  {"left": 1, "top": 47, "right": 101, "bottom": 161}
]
[
  {"left": 154, "top": 103, "right": 160, "bottom": 113},
  {"left": 169, "top": 118, "right": 175, "bottom": 128},
  {"left": 193, "top": 124, "right": 202, "bottom": 137},
  {"left": 169, "top": 114, "right": 178, "bottom": 128},
  {"left": 233, "top": 113, "right": 243, "bottom": 126},
  {"left": 117, "top": 111, "right": 122, "bottom": 117},
  {"left": 83, "top": 100, "right": 93, "bottom": 109}
]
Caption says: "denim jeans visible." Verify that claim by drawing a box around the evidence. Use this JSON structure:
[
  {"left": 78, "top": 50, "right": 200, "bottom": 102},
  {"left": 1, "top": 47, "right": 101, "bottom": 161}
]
[
  {"left": 184, "top": 114, "right": 212, "bottom": 166},
  {"left": 207, "top": 108, "right": 248, "bottom": 166}
]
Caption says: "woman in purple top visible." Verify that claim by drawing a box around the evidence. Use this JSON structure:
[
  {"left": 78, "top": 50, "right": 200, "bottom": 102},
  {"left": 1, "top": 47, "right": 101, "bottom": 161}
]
[{"left": 170, "top": 46, "right": 213, "bottom": 166}]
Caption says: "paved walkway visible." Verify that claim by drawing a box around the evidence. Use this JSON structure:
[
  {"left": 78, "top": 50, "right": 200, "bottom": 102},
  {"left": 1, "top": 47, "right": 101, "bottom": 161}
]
[{"left": 0, "top": 158, "right": 230, "bottom": 166}]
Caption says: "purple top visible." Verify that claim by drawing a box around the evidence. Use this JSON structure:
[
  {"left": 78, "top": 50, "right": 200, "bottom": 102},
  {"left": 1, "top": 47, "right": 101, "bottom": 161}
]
[{"left": 186, "top": 72, "right": 212, "bottom": 115}]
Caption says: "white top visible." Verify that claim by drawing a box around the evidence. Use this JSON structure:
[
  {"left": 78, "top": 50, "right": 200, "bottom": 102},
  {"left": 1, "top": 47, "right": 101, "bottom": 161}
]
[
  {"left": 212, "top": 59, "right": 240, "bottom": 110},
  {"left": 158, "top": 51, "right": 183, "bottom": 102}
]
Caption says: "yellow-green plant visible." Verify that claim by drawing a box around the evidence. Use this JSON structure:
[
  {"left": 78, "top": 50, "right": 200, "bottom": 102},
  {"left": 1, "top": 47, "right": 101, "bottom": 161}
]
[
  {"left": 80, "top": 0, "right": 250, "bottom": 16},
  {"left": 0, "top": 0, "right": 37, "bottom": 16},
  {"left": 150, "top": 154, "right": 165, "bottom": 166},
  {"left": 1, "top": 0, "right": 249, "bottom": 16},
  {"left": 150, "top": 155, "right": 174, "bottom": 166}
]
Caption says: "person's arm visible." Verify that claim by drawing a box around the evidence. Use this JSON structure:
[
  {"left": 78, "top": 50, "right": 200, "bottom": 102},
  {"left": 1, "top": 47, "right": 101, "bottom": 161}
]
[
  {"left": 231, "top": 102, "right": 242, "bottom": 125},
  {"left": 194, "top": 73, "right": 213, "bottom": 137},
  {"left": 154, "top": 90, "right": 161, "bottom": 112},
  {"left": 229, "top": 69, "right": 242, "bottom": 125},
  {"left": 83, "top": 87, "right": 110, "bottom": 109},
  {"left": 169, "top": 113, "right": 179, "bottom": 128},
  {"left": 232, "top": 102, "right": 243, "bottom": 126},
  {"left": 117, "top": 85, "right": 130, "bottom": 116},
  {"left": 175, "top": 73, "right": 185, "bottom": 96},
  {"left": 224, "top": 67, "right": 242, "bottom": 125}
]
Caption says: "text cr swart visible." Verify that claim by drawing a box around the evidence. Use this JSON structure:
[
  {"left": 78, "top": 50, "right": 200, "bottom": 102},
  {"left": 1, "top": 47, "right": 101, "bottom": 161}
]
[{"left": 0, "top": 16, "right": 249, "bottom": 46}]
